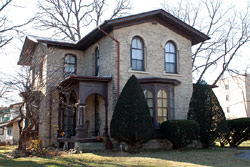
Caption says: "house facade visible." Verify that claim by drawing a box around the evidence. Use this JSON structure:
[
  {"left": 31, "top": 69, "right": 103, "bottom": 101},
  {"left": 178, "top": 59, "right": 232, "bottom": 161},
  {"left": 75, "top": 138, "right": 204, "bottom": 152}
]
[
  {"left": 18, "top": 10, "right": 209, "bottom": 150},
  {"left": 0, "top": 103, "right": 22, "bottom": 144},
  {"left": 213, "top": 75, "right": 250, "bottom": 119}
]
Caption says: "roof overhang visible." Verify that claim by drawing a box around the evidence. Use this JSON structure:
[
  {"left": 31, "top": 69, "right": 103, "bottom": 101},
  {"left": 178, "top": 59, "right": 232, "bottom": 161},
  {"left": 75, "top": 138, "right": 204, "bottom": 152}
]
[
  {"left": 77, "top": 9, "right": 210, "bottom": 49},
  {"left": 138, "top": 77, "right": 181, "bottom": 86}
]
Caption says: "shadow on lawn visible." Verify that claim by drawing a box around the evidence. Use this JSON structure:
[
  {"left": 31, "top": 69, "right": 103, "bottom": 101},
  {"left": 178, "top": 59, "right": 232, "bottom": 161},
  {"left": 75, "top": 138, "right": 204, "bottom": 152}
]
[
  {"left": 93, "top": 148, "right": 250, "bottom": 167},
  {"left": 0, "top": 154, "right": 143, "bottom": 167}
]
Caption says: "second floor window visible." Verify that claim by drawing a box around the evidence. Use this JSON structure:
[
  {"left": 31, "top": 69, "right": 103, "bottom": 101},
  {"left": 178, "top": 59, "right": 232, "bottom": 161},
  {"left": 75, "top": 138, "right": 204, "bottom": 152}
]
[
  {"left": 95, "top": 47, "right": 100, "bottom": 76},
  {"left": 131, "top": 37, "right": 144, "bottom": 71},
  {"left": 165, "top": 41, "right": 177, "bottom": 73},
  {"left": 64, "top": 54, "right": 76, "bottom": 78}
]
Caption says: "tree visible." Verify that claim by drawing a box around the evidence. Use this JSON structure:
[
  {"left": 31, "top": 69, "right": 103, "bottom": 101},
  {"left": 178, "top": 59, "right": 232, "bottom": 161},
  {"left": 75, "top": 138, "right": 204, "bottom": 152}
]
[
  {"left": 0, "top": 0, "right": 33, "bottom": 48},
  {"left": 110, "top": 75, "right": 153, "bottom": 153},
  {"left": 162, "top": 0, "right": 250, "bottom": 85},
  {"left": 35, "top": 0, "right": 131, "bottom": 41},
  {"left": 6, "top": 67, "right": 41, "bottom": 150},
  {"left": 188, "top": 83, "right": 228, "bottom": 148}
]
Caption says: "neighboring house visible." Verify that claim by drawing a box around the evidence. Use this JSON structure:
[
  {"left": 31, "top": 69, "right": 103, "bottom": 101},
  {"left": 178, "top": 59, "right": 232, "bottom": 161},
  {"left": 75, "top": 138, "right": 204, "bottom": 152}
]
[
  {"left": 18, "top": 9, "right": 209, "bottom": 150},
  {"left": 214, "top": 75, "right": 250, "bottom": 119},
  {"left": 0, "top": 103, "right": 23, "bottom": 144}
]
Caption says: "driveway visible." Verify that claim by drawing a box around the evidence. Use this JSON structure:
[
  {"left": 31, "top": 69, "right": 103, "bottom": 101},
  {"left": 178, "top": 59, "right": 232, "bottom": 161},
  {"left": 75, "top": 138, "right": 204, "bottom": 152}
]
[{"left": 236, "top": 150, "right": 250, "bottom": 161}]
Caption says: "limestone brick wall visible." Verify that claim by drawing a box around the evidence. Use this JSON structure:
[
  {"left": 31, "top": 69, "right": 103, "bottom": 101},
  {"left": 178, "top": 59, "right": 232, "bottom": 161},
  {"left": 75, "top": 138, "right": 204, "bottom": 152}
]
[
  {"left": 113, "top": 22, "right": 193, "bottom": 120},
  {"left": 83, "top": 34, "right": 116, "bottom": 135}
]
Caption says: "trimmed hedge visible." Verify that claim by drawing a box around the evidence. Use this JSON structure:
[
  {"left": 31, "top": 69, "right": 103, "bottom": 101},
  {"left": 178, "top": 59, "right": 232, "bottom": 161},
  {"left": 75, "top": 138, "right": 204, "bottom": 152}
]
[
  {"left": 227, "top": 118, "right": 250, "bottom": 147},
  {"left": 160, "top": 120, "right": 200, "bottom": 149}
]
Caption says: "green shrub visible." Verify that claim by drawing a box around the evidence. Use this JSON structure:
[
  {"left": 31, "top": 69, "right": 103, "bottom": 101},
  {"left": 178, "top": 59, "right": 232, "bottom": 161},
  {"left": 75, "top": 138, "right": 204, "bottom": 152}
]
[
  {"left": 110, "top": 75, "right": 153, "bottom": 153},
  {"left": 160, "top": 120, "right": 200, "bottom": 149},
  {"left": 227, "top": 118, "right": 250, "bottom": 147}
]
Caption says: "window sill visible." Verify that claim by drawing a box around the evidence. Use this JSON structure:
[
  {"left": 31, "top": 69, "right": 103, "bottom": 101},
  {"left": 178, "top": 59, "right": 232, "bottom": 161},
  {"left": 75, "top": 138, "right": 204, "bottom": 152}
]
[
  {"left": 162, "top": 72, "right": 182, "bottom": 77},
  {"left": 128, "top": 69, "right": 150, "bottom": 74}
]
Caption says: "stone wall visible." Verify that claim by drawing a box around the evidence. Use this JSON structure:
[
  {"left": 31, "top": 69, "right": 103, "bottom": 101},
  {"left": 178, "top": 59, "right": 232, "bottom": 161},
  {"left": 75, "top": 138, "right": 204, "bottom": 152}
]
[{"left": 113, "top": 22, "right": 193, "bottom": 120}]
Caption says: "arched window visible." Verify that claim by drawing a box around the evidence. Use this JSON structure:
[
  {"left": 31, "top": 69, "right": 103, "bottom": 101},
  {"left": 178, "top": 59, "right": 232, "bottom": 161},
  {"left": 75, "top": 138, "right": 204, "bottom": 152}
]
[
  {"left": 144, "top": 90, "right": 153, "bottom": 118},
  {"left": 64, "top": 53, "right": 77, "bottom": 78},
  {"left": 131, "top": 37, "right": 144, "bottom": 71},
  {"left": 95, "top": 47, "right": 100, "bottom": 76},
  {"left": 165, "top": 41, "right": 177, "bottom": 73},
  {"left": 157, "top": 89, "right": 168, "bottom": 124}
]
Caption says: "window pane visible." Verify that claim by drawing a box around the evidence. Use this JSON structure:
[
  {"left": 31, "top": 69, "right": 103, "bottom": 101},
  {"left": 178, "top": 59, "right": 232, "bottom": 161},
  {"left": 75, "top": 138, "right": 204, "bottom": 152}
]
[
  {"left": 132, "top": 49, "right": 143, "bottom": 60},
  {"left": 147, "top": 91, "right": 153, "bottom": 98},
  {"left": 147, "top": 99, "right": 153, "bottom": 107},
  {"left": 163, "top": 108, "right": 167, "bottom": 116},
  {"left": 149, "top": 109, "right": 153, "bottom": 117},
  {"left": 162, "top": 90, "right": 167, "bottom": 98},
  {"left": 157, "top": 99, "right": 163, "bottom": 107},
  {"left": 163, "top": 99, "right": 167, "bottom": 107},
  {"left": 132, "top": 37, "right": 143, "bottom": 49},
  {"left": 69, "top": 56, "right": 75, "bottom": 63},
  {"left": 157, "top": 90, "right": 163, "bottom": 98},
  {"left": 136, "top": 60, "right": 142, "bottom": 70},
  {"left": 158, "top": 108, "right": 163, "bottom": 116},
  {"left": 132, "top": 60, "right": 137, "bottom": 70},
  {"left": 169, "top": 54, "right": 175, "bottom": 63}
]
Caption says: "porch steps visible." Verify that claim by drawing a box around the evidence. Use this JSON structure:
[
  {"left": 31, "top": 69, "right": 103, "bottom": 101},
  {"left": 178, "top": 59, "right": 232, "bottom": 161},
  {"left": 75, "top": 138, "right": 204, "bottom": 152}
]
[{"left": 75, "top": 142, "right": 105, "bottom": 151}]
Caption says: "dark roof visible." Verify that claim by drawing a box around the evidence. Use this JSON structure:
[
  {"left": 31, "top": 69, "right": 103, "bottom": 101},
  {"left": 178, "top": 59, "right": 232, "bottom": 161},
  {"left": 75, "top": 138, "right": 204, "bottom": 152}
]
[
  {"left": 18, "top": 36, "right": 77, "bottom": 66},
  {"left": 77, "top": 9, "right": 210, "bottom": 49},
  {"left": 18, "top": 9, "right": 210, "bottom": 66}
]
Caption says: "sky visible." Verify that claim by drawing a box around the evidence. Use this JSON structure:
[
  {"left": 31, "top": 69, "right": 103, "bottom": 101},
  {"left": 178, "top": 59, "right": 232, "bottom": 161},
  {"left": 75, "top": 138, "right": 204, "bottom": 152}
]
[{"left": 0, "top": 0, "right": 249, "bottom": 106}]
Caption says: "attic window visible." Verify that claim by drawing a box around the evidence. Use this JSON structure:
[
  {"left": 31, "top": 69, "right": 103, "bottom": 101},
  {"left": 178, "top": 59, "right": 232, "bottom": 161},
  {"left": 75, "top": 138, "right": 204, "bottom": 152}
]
[{"left": 64, "top": 53, "right": 77, "bottom": 78}]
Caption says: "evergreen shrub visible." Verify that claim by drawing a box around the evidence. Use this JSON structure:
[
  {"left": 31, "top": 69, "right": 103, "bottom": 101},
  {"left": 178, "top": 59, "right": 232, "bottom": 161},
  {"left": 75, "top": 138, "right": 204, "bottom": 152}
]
[
  {"left": 188, "top": 83, "right": 228, "bottom": 148},
  {"left": 160, "top": 120, "right": 200, "bottom": 149},
  {"left": 110, "top": 75, "right": 153, "bottom": 153},
  {"left": 227, "top": 118, "right": 250, "bottom": 147}
]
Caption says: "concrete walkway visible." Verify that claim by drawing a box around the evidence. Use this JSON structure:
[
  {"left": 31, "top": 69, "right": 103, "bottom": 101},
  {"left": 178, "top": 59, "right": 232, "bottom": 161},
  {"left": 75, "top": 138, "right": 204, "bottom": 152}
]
[{"left": 236, "top": 150, "right": 250, "bottom": 161}]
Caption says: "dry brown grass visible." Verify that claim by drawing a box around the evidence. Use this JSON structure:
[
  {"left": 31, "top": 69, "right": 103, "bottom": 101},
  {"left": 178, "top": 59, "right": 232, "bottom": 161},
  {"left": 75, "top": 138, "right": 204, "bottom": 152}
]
[{"left": 0, "top": 146, "right": 249, "bottom": 167}]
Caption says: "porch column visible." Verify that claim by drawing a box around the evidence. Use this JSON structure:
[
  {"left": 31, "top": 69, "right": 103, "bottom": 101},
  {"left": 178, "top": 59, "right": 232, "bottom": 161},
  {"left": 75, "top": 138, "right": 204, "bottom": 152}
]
[
  {"left": 75, "top": 103, "right": 86, "bottom": 138},
  {"left": 103, "top": 102, "right": 112, "bottom": 149}
]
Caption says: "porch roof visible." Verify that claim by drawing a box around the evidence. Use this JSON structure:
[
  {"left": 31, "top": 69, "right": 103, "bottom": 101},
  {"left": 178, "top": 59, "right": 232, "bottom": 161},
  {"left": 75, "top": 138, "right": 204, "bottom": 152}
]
[{"left": 59, "top": 75, "right": 112, "bottom": 87}]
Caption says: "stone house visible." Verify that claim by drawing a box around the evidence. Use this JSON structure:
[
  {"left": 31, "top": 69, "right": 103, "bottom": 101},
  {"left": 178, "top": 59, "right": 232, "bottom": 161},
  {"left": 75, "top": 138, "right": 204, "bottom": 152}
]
[
  {"left": 214, "top": 74, "right": 250, "bottom": 119},
  {"left": 18, "top": 9, "right": 209, "bottom": 150}
]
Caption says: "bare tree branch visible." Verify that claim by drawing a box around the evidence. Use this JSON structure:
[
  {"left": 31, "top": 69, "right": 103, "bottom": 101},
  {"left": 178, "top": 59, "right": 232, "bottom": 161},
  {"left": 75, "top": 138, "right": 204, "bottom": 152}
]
[
  {"left": 0, "top": 0, "right": 34, "bottom": 49},
  {"left": 162, "top": 0, "right": 250, "bottom": 85},
  {"left": 35, "top": 0, "right": 131, "bottom": 41}
]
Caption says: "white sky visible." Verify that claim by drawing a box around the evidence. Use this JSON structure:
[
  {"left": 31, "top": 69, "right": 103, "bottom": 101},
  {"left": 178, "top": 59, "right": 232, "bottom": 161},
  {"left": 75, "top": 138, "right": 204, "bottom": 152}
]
[{"left": 0, "top": 0, "right": 249, "bottom": 106}]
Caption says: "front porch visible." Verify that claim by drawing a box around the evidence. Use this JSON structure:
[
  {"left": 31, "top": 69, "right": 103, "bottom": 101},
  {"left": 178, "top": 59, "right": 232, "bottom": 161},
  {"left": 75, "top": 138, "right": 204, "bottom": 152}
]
[{"left": 57, "top": 76, "right": 112, "bottom": 150}]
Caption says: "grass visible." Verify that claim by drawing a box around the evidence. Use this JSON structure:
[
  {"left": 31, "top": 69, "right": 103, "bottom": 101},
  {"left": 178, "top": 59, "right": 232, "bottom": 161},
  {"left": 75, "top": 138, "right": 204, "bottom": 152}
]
[{"left": 0, "top": 145, "right": 250, "bottom": 167}]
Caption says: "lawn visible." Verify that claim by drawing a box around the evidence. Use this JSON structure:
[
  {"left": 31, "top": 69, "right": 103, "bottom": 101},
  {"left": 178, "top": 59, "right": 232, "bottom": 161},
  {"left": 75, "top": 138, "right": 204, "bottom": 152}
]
[{"left": 0, "top": 145, "right": 250, "bottom": 167}]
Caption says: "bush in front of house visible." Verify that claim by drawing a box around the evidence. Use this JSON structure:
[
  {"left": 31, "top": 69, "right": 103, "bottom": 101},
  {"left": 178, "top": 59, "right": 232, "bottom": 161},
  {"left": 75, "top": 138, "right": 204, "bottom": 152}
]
[
  {"left": 188, "top": 83, "right": 228, "bottom": 148},
  {"left": 226, "top": 118, "right": 250, "bottom": 147},
  {"left": 110, "top": 75, "right": 153, "bottom": 153},
  {"left": 160, "top": 120, "right": 200, "bottom": 149}
]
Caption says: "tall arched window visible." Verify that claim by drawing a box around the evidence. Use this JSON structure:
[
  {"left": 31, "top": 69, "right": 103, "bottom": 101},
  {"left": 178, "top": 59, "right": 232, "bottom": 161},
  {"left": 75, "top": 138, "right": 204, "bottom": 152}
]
[
  {"left": 95, "top": 47, "right": 100, "bottom": 76},
  {"left": 131, "top": 37, "right": 144, "bottom": 71},
  {"left": 165, "top": 41, "right": 177, "bottom": 73},
  {"left": 157, "top": 89, "right": 168, "bottom": 124},
  {"left": 144, "top": 90, "right": 153, "bottom": 118},
  {"left": 64, "top": 53, "right": 77, "bottom": 78}
]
